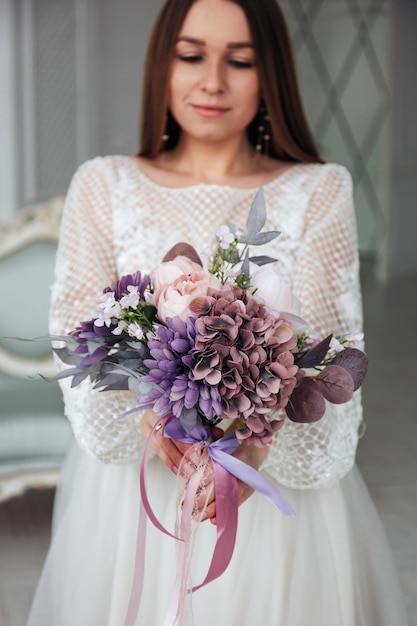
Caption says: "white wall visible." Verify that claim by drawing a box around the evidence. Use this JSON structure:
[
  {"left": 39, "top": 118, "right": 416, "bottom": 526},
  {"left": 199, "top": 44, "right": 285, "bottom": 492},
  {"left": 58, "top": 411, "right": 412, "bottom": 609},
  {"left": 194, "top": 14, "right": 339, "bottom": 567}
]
[
  {"left": 0, "top": 0, "right": 164, "bottom": 216},
  {"left": 281, "top": 1, "right": 392, "bottom": 262},
  {"left": 384, "top": 0, "right": 417, "bottom": 281},
  {"left": 97, "top": 0, "right": 164, "bottom": 156}
]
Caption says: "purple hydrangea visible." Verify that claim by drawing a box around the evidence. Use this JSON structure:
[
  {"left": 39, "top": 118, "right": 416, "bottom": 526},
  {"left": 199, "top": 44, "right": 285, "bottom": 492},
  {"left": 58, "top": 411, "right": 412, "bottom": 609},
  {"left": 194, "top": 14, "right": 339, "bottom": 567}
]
[{"left": 140, "top": 317, "right": 222, "bottom": 428}]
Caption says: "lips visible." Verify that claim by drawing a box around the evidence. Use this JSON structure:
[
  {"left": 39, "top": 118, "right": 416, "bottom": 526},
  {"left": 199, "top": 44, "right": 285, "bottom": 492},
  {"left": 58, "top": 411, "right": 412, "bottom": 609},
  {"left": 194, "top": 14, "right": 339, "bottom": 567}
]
[{"left": 192, "top": 104, "right": 230, "bottom": 118}]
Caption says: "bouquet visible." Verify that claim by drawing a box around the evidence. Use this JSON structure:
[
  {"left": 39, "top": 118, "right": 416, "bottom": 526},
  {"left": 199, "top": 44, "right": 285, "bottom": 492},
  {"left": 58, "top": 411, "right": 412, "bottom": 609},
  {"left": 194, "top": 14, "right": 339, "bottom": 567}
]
[{"left": 48, "top": 188, "right": 368, "bottom": 625}]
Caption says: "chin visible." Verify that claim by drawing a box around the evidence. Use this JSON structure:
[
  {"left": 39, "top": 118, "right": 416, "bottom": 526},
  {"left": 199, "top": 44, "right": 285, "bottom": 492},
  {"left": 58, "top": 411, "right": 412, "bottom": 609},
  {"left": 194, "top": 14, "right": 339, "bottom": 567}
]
[{"left": 186, "top": 127, "right": 244, "bottom": 144}]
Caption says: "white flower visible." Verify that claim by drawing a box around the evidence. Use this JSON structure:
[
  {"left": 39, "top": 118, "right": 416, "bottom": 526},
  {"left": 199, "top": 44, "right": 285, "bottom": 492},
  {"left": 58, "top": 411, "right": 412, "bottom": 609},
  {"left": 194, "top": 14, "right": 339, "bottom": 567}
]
[
  {"left": 94, "top": 307, "right": 118, "bottom": 327},
  {"left": 92, "top": 292, "right": 122, "bottom": 328},
  {"left": 225, "top": 267, "right": 239, "bottom": 279},
  {"left": 120, "top": 285, "right": 140, "bottom": 309},
  {"left": 94, "top": 315, "right": 113, "bottom": 328},
  {"left": 333, "top": 331, "right": 364, "bottom": 350},
  {"left": 126, "top": 323, "right": 144, "bottom": 340},
  {"left": 200, "top": 246, "right": 214, "bottom": 262},
  {"left": 99, "top": 291, "right": 118, "bottom": 308},
  {"left": 112, "top": 320, "right": 127, "bottom": 335},
  {"left": 216, "top": 225, "right": 235, "bottom": 250},
  {"left": 330, "top": 336, "right": 344, "bottom": 353},
  {"left": 343, "top": 331, "right": 364, "bottom": 346},
  {"left": 94, "top": 291, "right": 121, "bottom": 317}
]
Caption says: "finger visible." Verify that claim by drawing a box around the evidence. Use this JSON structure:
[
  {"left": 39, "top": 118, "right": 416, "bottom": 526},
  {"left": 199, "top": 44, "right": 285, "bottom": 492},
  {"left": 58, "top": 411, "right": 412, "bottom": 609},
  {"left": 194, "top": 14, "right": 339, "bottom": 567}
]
[
  {"left": 175, "top": 440, "right": 194, "bottom": 455},
  {"left": 203, "top": 481, "right": 251, "bottom": 525},
  {"left": 152, "top": 429, "right": 185, "bottom": 474},
  {"left": 153, "top": 442, "right": 180, "bottom": 474},
  {"left": 139, "top": 412, "right": 166, "bottom": 442},
  {"left": 202, "top": 501, "right": 216, "bottom": 521},
  {"left": 151, "top": 423, "right": 192, "bottom": 458},
  {"left": 138, "top": 413, "right": 182, "bottom": 473},
  {"left": 140, "top": 410, "right": 194, "bottom": 463}
]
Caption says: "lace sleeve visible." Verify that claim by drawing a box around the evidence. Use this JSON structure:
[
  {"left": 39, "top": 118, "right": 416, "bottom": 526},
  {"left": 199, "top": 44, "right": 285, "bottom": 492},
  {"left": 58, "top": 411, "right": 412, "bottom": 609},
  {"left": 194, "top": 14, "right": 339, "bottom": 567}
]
[
  {"left": 49, "top": 158, "right": 146, "bottom": 463},
  {"left": 262, "top": 164, "right": 364, "bottom": 488}
]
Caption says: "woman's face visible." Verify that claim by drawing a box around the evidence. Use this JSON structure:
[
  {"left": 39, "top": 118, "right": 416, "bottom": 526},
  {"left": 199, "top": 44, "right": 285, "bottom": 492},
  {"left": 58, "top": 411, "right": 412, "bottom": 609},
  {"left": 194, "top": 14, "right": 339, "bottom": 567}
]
[{"left": 169, "top": 0, "right": 260, "bottom": 146}]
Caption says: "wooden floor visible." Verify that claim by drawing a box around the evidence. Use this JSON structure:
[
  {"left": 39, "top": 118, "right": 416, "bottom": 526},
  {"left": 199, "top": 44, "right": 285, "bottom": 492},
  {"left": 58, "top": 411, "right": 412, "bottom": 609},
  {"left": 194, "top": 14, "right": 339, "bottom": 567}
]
[
  {"left": 0, "top": 489, "right": 54, "bottom": 626},
  {"left": 1, "top": 268, "right": 416, "bottom": 626}
]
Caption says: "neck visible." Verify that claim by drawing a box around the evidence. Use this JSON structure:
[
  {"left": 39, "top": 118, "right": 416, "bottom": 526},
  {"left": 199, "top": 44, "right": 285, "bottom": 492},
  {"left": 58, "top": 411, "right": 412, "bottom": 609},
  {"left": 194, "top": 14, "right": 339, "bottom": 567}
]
[{"left": 162, "top": 135, "right": 259, "bottom": 183}]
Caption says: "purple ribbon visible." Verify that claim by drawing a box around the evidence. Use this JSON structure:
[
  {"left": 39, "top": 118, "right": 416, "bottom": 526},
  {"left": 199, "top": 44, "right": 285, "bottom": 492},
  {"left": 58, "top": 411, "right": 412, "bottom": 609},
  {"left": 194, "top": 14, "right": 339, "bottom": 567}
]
[{"left": 164, "top": 419, "right": 295, "bottom": 518}]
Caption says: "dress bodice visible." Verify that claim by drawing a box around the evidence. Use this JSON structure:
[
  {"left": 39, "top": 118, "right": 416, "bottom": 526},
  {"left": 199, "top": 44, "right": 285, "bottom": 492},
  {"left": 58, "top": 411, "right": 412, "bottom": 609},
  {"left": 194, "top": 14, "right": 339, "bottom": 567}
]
[{"left": 109, "top": 159, "right": 307, "bottom": 283}]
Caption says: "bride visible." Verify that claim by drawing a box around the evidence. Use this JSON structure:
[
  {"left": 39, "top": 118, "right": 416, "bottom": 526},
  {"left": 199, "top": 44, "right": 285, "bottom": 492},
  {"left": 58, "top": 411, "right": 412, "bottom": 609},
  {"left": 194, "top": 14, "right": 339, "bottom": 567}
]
[{"left": 27, "top": 0, "right": 408, "bottom": 624}]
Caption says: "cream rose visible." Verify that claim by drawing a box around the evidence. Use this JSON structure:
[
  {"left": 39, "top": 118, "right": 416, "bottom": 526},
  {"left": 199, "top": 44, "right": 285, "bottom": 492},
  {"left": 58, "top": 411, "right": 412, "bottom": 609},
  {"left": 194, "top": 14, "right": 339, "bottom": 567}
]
[
  {"left": 250, "top": 266, "right": 308, "bottom": 333},
  {"left": 153, "top": 269, "right": 222, "bottom": 323},
  {"left": 151, "top": 256, "right": 203, "bottom": 292}
]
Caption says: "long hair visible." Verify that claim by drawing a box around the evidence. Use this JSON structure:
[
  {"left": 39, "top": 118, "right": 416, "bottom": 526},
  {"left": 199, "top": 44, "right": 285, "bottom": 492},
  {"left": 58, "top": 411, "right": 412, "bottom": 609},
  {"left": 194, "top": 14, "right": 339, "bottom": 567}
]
[{"left": 138, "top": 0, "right": 322, "bottom": 163}]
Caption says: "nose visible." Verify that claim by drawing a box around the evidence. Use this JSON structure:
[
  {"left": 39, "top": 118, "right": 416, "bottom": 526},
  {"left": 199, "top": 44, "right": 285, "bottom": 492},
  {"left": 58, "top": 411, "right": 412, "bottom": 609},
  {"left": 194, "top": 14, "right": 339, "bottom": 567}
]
[{"left": 200, "top": 60, "right": 225, "bottom": 94}]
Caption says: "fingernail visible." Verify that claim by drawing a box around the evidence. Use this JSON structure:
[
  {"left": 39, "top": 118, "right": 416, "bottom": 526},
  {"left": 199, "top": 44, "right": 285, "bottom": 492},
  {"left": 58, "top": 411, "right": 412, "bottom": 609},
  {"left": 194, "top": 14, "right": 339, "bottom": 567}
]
[{"left": 172, "top": 465, "right": 178, "bottom": 475}]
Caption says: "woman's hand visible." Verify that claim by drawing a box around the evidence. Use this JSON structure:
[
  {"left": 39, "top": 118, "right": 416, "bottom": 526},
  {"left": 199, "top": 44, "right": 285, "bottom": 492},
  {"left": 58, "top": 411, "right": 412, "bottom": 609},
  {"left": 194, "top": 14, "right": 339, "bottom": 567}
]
[
  {"left": 139, "top": 409, "right": 193, "bottom": 474},
  {"left": 139, "top": 411, "right": 225, "bottom": 476},
  {"left": 202, "top": 440, "right": 269, "bottom": 525},
  {"left": 140, "top": 411, "right": 269, "bottom": 524}
]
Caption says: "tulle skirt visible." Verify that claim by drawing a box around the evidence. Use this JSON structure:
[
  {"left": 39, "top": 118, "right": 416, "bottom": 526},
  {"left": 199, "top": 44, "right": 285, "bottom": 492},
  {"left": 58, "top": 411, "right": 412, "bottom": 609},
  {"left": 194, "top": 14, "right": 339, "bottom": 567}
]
[{"left": 27, "top": 442, "right": 408, "bottom": 626}]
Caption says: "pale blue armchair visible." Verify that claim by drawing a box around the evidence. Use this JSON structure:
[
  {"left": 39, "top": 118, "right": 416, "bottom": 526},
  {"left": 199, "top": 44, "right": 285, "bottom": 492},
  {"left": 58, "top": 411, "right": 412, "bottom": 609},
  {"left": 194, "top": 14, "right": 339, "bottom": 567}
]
[{"left": 0, "top": 197, "right": 73, "bottom": 501}]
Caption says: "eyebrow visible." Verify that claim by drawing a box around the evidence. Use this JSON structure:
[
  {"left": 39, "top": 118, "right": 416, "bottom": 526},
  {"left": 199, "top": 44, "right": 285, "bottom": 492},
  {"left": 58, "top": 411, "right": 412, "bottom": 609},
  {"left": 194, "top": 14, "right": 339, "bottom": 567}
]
[{"left": 176, "top": 36, "right": 254, "bottom": 49}]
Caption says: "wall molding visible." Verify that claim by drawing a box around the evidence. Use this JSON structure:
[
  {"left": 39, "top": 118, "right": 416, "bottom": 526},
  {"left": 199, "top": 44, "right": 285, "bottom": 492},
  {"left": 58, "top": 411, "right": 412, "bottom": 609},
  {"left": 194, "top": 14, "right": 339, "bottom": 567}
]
[
  {"left": 0, "top": 0, "right": 18, "bottom": 222},
  {"left": 75, "top": 0, "right": 100, "bottom": 164},
  {"left": 0, "top": 0, "right": 100, "bottom": 222},
  {"left": 21, "top": 0, "right": 37, "bottom": 205}
]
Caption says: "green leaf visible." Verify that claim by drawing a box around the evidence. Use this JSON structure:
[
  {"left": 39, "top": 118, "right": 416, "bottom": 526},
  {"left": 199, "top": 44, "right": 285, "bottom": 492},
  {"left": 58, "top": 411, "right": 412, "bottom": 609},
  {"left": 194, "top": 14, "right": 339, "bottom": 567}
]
[
  {"left": 246, "top": 186, "right": 267, "bottom": 235},
  {"left": 249, "top": 255, "right": 277, "bottom": 266},
  {"left": 240, "top": 231, "right": 280, "bottom": 246},
  {"left": 240, "top": 249, "right": 250, "bottom": 277}
]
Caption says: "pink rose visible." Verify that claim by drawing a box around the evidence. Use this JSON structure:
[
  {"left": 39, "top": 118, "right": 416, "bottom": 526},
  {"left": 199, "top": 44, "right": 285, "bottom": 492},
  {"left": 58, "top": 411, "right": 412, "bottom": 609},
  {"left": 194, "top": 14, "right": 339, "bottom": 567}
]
[
  {"left": 151, "top": 256, "right": 203, "bottom": 292},
  {"left": 153, "top": 269, "right": 222, "bottom": 323}
]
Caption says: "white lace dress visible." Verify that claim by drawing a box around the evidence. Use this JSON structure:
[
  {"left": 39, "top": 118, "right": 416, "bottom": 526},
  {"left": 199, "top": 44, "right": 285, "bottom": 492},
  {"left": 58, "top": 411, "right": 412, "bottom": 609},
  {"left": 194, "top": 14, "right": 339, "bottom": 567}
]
[{"left": 27, "top": 155, "right": 408, "bottom": 626}]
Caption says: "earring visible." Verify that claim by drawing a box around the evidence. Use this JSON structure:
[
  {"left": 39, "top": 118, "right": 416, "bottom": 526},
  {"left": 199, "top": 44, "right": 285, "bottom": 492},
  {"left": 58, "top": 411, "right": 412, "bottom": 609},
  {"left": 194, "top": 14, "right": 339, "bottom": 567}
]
[
  {"left": 255, "top": 104, "right": 271, "bottom": 154},
  {"left": 162, "top": 112, "right": 169, "bottom": 143}
]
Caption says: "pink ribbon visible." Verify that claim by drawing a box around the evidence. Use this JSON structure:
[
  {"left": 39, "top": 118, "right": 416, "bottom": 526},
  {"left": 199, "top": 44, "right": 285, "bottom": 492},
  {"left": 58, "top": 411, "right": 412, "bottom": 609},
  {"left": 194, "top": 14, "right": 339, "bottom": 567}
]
[{"left": 123, "top": 415, "right": 172, "bottom": 626}]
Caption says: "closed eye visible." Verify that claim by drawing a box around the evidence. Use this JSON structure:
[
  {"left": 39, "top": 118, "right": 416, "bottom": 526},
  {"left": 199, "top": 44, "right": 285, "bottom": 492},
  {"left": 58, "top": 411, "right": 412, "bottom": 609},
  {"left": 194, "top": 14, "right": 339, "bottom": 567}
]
[
  {"left": 177, "top": 54, "right": 203, "bottom": 64},
  {"left": 228, "top": 59, "right": 254, "bottom": 69}
]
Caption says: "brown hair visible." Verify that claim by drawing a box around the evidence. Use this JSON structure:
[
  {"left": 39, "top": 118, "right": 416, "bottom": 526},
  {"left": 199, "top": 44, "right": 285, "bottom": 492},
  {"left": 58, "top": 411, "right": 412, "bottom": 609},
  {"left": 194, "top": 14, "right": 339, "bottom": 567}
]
[{"left": 138, "top": 0, "right": 322, "bottom": 163}]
